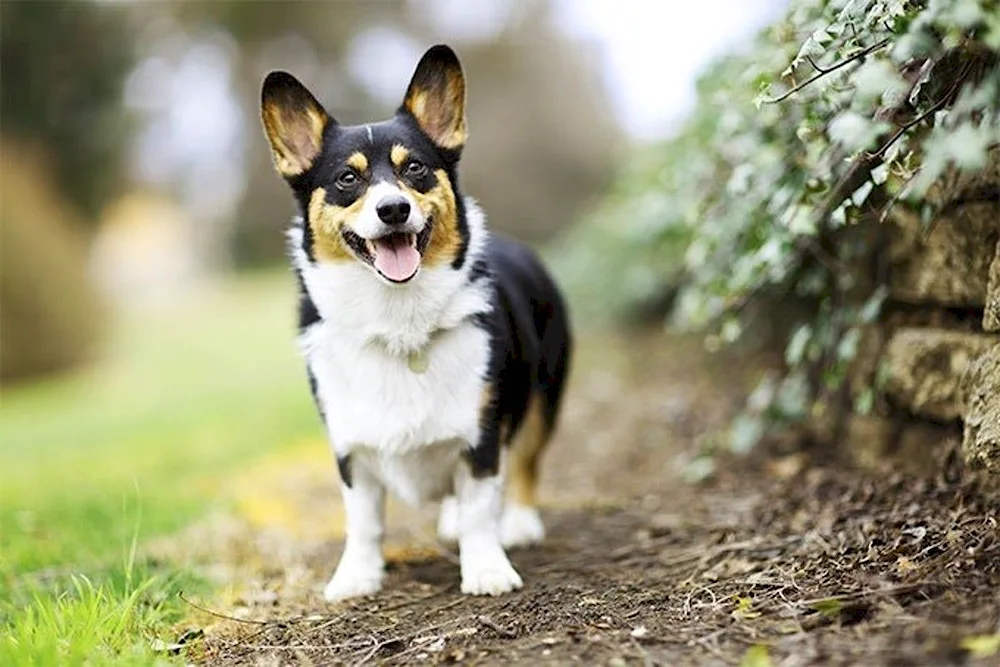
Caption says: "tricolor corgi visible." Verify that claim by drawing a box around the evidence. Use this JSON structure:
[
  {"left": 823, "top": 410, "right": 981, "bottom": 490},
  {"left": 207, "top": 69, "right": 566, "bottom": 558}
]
[{"left": 260, "top": 45, "right": 572, "bottom": 599}]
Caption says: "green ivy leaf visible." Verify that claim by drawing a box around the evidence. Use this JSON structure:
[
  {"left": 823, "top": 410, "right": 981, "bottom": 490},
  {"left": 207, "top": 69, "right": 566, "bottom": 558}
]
[
  {"left": 837, "top": 327, "right": 862, "bottom": 362},
  {"left": 858, "top": 286, "right": 889, "bottom": 323},
  {"left": 942, "top": 122, "right": 992, "bottom": 170},
  {"left": 948, "top": 0, "right": 986, "bottom": 30},
  {"left": 683, "top": 455, "right": 716, "bottom": 483},
  {"left": 786, "top": 324, "right": 812, "bottom": 366},
  {"left": 853, "top": 59, "right": 908, "bottom": 106},
  {"left": 730, "top": 414, "right": 765, "bottom": 454},
  {"left": 854, "top": 387, "right": 876, "bottom": 415},
  {"left": 828, "top": 112, "right": 888, "bottom": 152}
]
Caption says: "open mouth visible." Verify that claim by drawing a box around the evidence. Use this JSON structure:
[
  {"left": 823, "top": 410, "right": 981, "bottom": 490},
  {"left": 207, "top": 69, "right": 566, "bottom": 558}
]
[{"left": 343, "top": 223, "right": 432, "bottom": 283}]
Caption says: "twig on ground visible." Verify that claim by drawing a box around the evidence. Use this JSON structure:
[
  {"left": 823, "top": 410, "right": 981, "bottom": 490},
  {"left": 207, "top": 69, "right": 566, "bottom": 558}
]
[
  {"left": 478, "top": 614, "right": 518, "bottom": 639},
  {"left": 178, "top": 591, "right": 270, "bottom": 625},
  {"left": 350, "top": 634, "right": 385, "bottom": 667},
  {"left": 377, "top": 586, "right": 451, "bottom": 613},
  {"left": 791, "top": 582, "right": 943, "bottom": 608}
]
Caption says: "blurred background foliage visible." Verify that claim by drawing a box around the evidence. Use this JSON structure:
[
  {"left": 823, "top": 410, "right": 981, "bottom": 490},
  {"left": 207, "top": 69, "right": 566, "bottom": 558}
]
[{"left": 0, "top": 0, "right": 626, "bottom": 382}]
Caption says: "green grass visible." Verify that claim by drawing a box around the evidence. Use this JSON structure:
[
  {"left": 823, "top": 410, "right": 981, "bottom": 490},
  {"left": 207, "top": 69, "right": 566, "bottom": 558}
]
[{"left": 0, "top": 270, "right": 321, "bottom": 664}]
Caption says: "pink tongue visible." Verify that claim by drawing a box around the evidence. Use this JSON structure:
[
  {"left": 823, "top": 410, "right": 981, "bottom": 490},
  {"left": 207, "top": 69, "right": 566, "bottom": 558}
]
[{"left": 372, "top": 235, "right": 420, "bottom": 282}]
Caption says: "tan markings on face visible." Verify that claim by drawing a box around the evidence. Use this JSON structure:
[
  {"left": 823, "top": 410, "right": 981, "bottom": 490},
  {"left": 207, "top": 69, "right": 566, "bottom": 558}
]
[
  {"left": 261, "top": 104, "right": 327, "bottom": 177},
  {"left": 390, "top": 144, "right": 410, "bottom": 168},
  {"left": 308, "top": 187, "right": 366, "bottom": 262},
  {"left": 398, "top": 168, "right": 461, "bottom": 267},
  {"left": 346, "top": 151, "right": 368, "bottom": 173}
]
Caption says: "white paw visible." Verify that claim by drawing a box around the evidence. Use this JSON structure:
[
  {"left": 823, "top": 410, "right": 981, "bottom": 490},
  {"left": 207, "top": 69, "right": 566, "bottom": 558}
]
[
  {"left": 501, "top": 504, "right": 545, "bottom": 548},
  {"left": 323, "top": 559, "right": 384, "bottom": 602},
  {"left": 461, "top": 555, "right": 523, "bottom": 596},
  {"left": 437, "top": 496, "right": 459, "bottom": 543}
]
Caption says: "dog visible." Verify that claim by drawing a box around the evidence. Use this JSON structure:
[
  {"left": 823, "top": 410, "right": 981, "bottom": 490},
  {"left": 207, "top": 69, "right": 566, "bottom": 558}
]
[{"left": 260, "top": 44, "right": 572, "bottom": 599}]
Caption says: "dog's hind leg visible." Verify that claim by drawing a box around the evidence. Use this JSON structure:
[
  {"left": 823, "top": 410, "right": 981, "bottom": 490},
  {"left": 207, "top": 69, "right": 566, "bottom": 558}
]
[{"left": 502, "top": 392, "right": 549, "bottom": 548}]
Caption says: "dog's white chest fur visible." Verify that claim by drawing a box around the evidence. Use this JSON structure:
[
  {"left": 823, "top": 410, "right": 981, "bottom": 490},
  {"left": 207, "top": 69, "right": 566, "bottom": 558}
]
[{"left": 301, "top": 318, "right": 488, "bottom": 504}]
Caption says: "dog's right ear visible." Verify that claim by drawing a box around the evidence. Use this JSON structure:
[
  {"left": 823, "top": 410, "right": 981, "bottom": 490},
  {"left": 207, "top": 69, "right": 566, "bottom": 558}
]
[{"left": 261, "top": 72, "right": 333, "bottom": 178}]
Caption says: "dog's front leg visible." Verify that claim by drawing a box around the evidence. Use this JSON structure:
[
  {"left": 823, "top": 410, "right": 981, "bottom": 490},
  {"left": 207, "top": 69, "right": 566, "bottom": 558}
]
[
  {"left": 323, "top": 466, "right": 386, "bottom": 601},
  {"left": 455, "top": 460, "right": 523, "bottom": 595}
]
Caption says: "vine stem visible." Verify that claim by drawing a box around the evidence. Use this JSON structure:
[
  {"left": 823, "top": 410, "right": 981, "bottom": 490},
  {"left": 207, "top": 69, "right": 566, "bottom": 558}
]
[
  {"left": 762, "top": 38, "right": 890, "bottom": 104},
  {"left": 864, "top": 63, "right": 971, "bottom": 161}
]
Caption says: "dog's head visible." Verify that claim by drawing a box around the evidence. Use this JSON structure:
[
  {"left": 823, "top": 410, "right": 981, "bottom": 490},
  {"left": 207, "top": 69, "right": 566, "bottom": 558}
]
[{"left": 261, "top": 45, "right": 468, "bottom": 284}]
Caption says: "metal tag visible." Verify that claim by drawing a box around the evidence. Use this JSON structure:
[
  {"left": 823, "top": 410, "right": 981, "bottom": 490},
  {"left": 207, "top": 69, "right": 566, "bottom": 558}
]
[{"left": 408, "top": 348, "right": 429, "bottom": 373}]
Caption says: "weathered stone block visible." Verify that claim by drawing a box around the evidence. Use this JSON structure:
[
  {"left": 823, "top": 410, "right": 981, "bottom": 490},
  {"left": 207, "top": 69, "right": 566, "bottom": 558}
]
[
  {"left": 846, "top": 415, "right": 957, "bottom": 475},
  {"left": 961, "top": 343, "right": 1000, "bottom": 473},
  {"left": 984, "top": 240, "right": 1000, "bottom": 332},
  {"left": 889, "top": 203, "right": 1000, "bottom": 308},
  {"left": 882, "top": 328, "right": 998, "bottom": 422}
]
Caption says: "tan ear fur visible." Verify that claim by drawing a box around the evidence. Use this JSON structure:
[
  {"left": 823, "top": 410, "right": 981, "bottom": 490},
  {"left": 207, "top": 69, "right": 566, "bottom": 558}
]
[
  {"left": 261, "top": 71, "right": 331, "bottom": 177},
  {"left": 402, "top": 45, "right": 467, "bottom": 150}
]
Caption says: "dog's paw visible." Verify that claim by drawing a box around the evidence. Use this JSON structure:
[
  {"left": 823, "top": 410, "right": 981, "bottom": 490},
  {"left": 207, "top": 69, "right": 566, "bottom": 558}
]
[
  {"left": 461, "top": 555, "right": 523, "bottom": 596},
  {"left": 501, "top": 504, "right": 545, "bottom": 548},
  {"left": 323, "top": 561, "right": 384, "bottom": 602},
  {"left": 437, "top": 496, "right": 459, "bottom": 543}
]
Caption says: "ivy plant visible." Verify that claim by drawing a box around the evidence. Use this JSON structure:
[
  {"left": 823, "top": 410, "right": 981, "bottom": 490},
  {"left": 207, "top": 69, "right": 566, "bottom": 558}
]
[{"left": 557, "top": 0, "right": 1000, "bottom": 464}]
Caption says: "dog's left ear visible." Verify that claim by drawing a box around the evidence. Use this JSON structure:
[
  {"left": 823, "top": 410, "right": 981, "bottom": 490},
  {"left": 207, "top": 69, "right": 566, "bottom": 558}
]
[
  {"left": 261, "top": 71, "right": 333, "bottom": 178},
  {"left": 401, "top": 45, "right": 467, "bottom": 151}
]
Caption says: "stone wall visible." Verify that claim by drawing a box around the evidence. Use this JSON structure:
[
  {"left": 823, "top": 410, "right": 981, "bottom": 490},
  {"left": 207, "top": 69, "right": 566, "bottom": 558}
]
[{"left": 858, "top": 157, "right": 1000, "bottom": 474}]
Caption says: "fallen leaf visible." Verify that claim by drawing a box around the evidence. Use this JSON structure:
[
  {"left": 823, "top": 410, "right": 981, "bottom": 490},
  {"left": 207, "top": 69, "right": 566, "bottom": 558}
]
[
  {"left": 811, "top": 598, "right": 843, "bottom": 618},
  {"left": 741, "top": 644, "right": 773, "bottom": 667},
  {"left": 961, "top": 634, "right": 1000, "bottom": 658},
  {"left": 895, "top": 556, "right": 918, "bottom": 575},
  {"left": 733, "top": 596, "right": 762, "bottom": 620}
]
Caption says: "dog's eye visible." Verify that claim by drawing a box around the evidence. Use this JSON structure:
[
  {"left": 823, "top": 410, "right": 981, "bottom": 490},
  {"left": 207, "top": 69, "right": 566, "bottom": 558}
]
[
  {"left": 404, "top": 159, "right": 427, "bottom": 176},
  {"left": 336, "top": 170, "right": 359, "bottom": 189}
]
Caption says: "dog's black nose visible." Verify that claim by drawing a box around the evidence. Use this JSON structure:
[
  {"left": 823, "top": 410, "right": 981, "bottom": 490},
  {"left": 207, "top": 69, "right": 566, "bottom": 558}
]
[{"left": 376, "top": 196, "right": 411, "bottom": 226}]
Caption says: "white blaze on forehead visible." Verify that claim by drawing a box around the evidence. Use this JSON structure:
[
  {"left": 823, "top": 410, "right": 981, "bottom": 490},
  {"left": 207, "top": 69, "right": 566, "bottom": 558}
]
[{"left": 351, "top": 180, "right": 425, "bottom": 239}]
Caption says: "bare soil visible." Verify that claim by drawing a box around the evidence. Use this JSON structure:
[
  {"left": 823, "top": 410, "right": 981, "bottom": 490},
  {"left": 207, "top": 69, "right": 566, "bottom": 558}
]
[{"left": 183, "top": 332, "right": 1000, "bottom": 666}]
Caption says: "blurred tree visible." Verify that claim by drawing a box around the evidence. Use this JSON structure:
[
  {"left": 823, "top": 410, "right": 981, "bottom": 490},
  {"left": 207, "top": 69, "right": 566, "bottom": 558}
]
[
  {"left": 0, "top": 1, "right": 134, "bottom": 382},
  {"left": 456, "top": 1, "right": 621, "bottom": 243},
  {"left": 168, "top": 1, "right": 408, "bottom": 266},
  {"left": 1, "top": 143, "right": 105, "bottom": 383},
  {"left": 1, "top": 0, "right": 134, "bottom": 223}
]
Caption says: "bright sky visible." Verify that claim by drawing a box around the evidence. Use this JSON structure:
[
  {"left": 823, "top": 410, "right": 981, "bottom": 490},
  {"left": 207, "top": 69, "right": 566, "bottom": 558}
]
[{"left": 550, "top": 0, "right": 789, "bottom": 139}]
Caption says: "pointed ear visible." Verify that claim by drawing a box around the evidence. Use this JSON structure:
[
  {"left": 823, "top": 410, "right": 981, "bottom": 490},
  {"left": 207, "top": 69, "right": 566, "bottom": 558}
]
[
  {"left": 401, "top": 45, "right": 467, "bottom": 151},
  {"left": 261, "top": 71, "right": 333, "bottom": 177}
]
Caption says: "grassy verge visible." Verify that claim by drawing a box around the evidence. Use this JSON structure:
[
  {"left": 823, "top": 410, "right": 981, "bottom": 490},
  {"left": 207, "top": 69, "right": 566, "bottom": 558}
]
[{"left": 0, "top": 270, "right": 321, "bottom": 664}]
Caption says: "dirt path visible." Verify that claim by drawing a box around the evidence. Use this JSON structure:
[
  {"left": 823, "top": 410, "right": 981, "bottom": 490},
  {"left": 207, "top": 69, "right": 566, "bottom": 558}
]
[{"left": 178, "top": 332, "right": 1000, "bottom": 666}]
